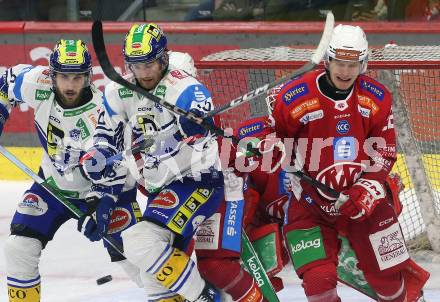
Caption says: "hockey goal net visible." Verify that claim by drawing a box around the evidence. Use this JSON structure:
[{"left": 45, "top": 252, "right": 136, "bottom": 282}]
[{"left": 197, "top": 45, "right": 440, "bottom": 259}]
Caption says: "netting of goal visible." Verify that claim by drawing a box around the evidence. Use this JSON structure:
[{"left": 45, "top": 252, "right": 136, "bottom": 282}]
[{"left": 197, "top": 45, "right": 440, "bottom": 260}]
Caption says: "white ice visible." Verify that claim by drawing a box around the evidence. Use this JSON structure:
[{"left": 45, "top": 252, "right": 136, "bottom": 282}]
[{"left": 1, "top": 181, "right": 440, "bottom": 302}]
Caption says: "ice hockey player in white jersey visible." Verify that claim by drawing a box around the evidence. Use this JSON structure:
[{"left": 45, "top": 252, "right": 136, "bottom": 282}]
[
  {"left": 0, "top": 40, "right": 142, "bottom": 302},
  {"left": 80, "top": 23, "right": 224, "bottom": 302}
]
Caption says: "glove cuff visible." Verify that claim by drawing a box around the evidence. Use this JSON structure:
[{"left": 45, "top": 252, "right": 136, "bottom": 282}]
[{"left": 353, "top": 178, "right": 386, "bottom": 200}]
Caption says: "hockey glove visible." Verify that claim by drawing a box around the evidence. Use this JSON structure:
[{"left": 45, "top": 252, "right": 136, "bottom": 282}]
[
  {"left": 178, "top": 108, "right": 213, "bottom": 137},
  {"left": 77, "top": 192, "right": 116, "bottom": 242},
  {"left": 335, "top": 178, "right": 386, "bottom": 220},
  {"left": 0, "top": 104, "right": 9, "bottom": 137},
  {"left": 80, "top": 146, "right": 117, "bottom": 182}
]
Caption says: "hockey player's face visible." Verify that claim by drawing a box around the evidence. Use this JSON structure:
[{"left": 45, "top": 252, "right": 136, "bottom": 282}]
[
  {"left": 54, "top": 73, "right": 87, "bottom": 107},
  {"left": 328, "top": 59, "right": 361, "bottom": 90},
  {"left": 130, "top": 61, "right": 163, "bottom": 90}
]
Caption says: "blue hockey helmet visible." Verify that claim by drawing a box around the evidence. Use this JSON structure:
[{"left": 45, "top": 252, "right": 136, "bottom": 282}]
[
  {"left": 123, "top": 23, "right": 168, "bottom": 64},
  {"left": 49, "top": 39, "right": 92, "bottom": 84}
]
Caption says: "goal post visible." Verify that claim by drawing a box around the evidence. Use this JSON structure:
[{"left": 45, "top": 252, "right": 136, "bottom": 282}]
[{"left": 196, "top": 45, "right": 440, "bottom": 258}]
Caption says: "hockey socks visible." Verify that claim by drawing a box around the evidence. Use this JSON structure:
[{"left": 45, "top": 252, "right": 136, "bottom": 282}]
[
  {"left": 7, "top": 276, "right": 41, "bottom": 302},
  {"left": 198, "top": 257, "right": 264, "bottom": 302}
]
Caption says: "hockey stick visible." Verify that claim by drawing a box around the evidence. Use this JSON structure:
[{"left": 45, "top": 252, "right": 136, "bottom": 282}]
[
  {"left": 241, "top": 231, "right": 280, "bottom": 302},
  {"left": 205, "top": 11, "right": 334, "bottom": 118},
  {"left": 91, "top": 20, "right": 340, "bottom": 200},
  {"left": 0, "top": 145, "right": 125, "bottom": 257}
]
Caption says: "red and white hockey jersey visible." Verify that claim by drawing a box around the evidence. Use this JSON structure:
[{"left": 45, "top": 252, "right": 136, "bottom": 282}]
[{"left": 272, "top": 69, "right": 396, "bottom": 216}]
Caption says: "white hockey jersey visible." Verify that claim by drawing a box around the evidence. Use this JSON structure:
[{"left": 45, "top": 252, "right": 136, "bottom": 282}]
[
  {"left": 96, "top": 65, "right": 220, "bottom": 193},
  {"left": 3, "top": 64, "right": 131, "bottom": 199}
]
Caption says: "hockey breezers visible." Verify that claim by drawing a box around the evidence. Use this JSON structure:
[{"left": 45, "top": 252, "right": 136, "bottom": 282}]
[{"left": 0, "top": 145, "right": 125, "bottom": 257}]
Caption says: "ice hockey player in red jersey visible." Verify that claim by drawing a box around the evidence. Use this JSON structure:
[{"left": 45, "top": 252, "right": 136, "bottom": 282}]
[
  {"left": 271, "top": 23, "right": 428, "bottom": 302},
  {"left": 194, "top": 114, "right": 290, "bottom": 302}
]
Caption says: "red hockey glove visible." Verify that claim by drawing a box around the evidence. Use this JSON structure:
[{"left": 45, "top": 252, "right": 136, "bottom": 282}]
[{"left": 335, "top": 178, "right": 386, "bottom": 220}]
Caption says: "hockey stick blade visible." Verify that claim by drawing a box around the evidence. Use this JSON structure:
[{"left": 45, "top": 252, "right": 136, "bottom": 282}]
[
  {"left": 206, "top": 11, "right": 334, "bottom": 118},
  {"left": 91, "top": 21, "right": 232, "bottom": 143}
]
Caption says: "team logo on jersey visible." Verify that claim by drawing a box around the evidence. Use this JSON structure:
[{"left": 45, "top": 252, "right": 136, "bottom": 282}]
[
  {"left": 333, "top": 136, "right": 357, "bottom": 161},
  {"left": 290, "top": 98, "right": 320, "bottom": 119},
  {"left": 316, "top": 162, "right": 365, "bottom": 200},
  {"left": 360, "top": 80, "right": 384, "bottom": 101},
  {"left": 238, "top": 121, "right": 264, "bottom": 139},
  {"left": 282, "top": 83, "right": 309, "bottom": 105},
  {"left": 334, "top": 100, "right": 348, "bottom": 111},
  {"left": 108, "top": 207, "right": 131, "bottom": 234},
  {"left": 118, "top": 87, "right": 133, "bottom": 99},
  {"left": 336, "top": 120, "right": 350, "bottom": 134},
  {"left": 150, "top": 189, "right": 179, "bottom": 209},
  {"left": 35, "top": 89, "right": 51, "bottom": 101},
  {"left": 18, "top": 193, "right": 48, "bottom": 216},
  {"left": 69, "top": 128, "right": 81, "bottom": 141}
]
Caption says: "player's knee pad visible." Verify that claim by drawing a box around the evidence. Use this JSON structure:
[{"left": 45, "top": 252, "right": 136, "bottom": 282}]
[
  {"left": 302, "top": 263, "right": 339, "bottom": 302},
  {"left": 116, "top": 259, "right": 143, "bottom": 288},
  {"left": 364, "top": 272, "right": 407, "bottom": 302},
  {"left": 122, "top": 220, "right": 202, "bottom": 298},
  {"left": 122, "top": 220, "right": 175, "bottom": 270},
  {"left": 4, "top": 235, "right": 42, "bottom": 302},
  {"left": 4, "top": 235, "right": 42, "bottom": 279}
]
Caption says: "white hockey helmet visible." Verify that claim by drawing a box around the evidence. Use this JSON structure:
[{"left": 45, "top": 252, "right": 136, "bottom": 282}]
[
  {"left": 326, "top": 24, "right": 369, "bottom": 73},
  {"left": 168, "top": 51, "right": 197, "bottom": 77}
]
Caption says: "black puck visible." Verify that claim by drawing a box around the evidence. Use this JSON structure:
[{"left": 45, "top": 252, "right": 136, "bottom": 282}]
[{"left": 96, "top": 275, "right": 113, "bottom": 285}]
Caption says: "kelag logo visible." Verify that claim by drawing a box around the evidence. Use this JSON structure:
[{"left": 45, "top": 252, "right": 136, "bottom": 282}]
[{"left": 336, "top": 120, "right": 350, "bottom": 134}]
